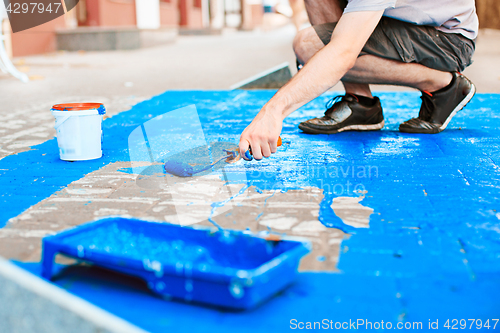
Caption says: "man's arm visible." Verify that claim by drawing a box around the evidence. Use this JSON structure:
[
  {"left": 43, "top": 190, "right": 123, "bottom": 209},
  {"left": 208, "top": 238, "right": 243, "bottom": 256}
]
[{"left": 238, "top": 9, "right": 385, "bottom": 160}]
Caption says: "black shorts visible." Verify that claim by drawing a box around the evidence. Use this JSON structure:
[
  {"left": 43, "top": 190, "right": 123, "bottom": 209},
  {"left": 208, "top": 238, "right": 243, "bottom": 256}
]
[{"left": 313, "top": 17, "right": 475, "bottom": 73}]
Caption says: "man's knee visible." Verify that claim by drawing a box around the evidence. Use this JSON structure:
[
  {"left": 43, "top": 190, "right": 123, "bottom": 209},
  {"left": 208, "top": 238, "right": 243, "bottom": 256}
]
[
  {"left": 293, "top": 28, "right": 310, "bottom": 56},
  {"left": 293, "top": 26, "right": 324, "bottom": 64}
]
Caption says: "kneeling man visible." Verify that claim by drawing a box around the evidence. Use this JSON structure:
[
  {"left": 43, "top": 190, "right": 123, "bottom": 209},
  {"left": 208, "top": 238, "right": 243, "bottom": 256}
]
[{"left": 239, "top": 0, "right": 478, "bottom": 160}]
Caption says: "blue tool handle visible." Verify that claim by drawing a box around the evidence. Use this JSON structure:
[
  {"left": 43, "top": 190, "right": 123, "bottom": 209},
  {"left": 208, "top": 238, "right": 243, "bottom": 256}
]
[
  {"left": 242, "top": 136, "right": 282, "bottom": 161},
  {"left": 244, "top": 150, "right": 253, "bottom": 161}
]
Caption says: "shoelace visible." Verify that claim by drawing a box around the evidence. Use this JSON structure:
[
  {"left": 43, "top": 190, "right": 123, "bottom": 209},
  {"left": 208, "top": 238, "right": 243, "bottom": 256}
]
[
  {"left": 325, "top": 94, "right": 358, "bottom": 111},
  {"left": 419, "top": 92, "right": 436, "bottom": 121},
  {"left": 325, "top": 95, "right": 344, "bottom": 110}
]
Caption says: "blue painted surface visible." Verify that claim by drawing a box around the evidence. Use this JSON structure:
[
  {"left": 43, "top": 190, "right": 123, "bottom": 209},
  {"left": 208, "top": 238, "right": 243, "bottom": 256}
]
[
  {"left": 3, "top": 91, "right": 500, "bottom": 330},
  {"left": 15, "top": 261, "right": 500, "bottom": 331}
]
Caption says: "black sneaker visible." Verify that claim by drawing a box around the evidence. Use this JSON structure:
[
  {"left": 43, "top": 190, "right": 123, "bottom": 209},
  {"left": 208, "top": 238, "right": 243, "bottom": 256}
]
[
  {"left": 298, "top": 94, "right": 384, "bottom": 134},
  {"left": 399, "top": 72, "right": 476, "bottom": 134}
]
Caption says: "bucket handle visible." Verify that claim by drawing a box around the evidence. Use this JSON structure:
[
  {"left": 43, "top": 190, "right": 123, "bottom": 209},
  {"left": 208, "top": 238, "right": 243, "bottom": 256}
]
[{"left": 54, "top": 115, "right": 71, "bottom": 130}]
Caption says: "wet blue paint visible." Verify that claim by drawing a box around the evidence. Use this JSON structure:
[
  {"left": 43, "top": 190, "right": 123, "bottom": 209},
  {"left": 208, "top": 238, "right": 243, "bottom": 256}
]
[
  {"left": 2, "top": 91, "right": 500, "bottom": 326},
  {"left": 16, "top": 261, "right": 500, "bottom": 332},
  {"left": 58, "top": 221, "right": 217, "bottom": 264},
  {"left": 97, "top": 104, "right": 106, "bottom": 115}
]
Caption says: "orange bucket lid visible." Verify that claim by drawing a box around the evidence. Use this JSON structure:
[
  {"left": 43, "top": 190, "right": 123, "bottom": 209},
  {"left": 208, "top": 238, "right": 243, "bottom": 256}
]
[
  {"left": 51, "top": 103, "right": 105, "bottom": 115},
  {"left": 52, "top": 103, "right": 103, "bottom": 111}
]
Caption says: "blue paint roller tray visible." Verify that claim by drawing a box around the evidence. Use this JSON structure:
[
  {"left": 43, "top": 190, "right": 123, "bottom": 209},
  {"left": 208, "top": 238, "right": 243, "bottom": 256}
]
[{"left": 41, "top": 217, "right": 311, "bottom": 310}]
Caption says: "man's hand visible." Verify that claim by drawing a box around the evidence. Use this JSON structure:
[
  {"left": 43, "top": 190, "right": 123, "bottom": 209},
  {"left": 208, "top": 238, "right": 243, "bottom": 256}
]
[
  {"left": 238, "top": 9, "right": 384, "bottom": 161},
  {"left": 239, "top": 107, "right": 283, "bottom": 160}
]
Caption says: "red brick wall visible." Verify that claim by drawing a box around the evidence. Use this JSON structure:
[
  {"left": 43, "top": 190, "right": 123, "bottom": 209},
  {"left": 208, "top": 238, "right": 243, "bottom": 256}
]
[
  {"left": 84, "top": 0, "right": 101, "bottom": 26},
  {"left": 160, "top": 0, "right": 179, "bottom": 27},
  {"left": 81, "top": 0, "right": 136, "bottom": 27},
  {"left": 98, "top": 0, "right": 136, "bottom": 27},
  {"left": 178, "top": 0, "right": 203, "bottom": 28}
]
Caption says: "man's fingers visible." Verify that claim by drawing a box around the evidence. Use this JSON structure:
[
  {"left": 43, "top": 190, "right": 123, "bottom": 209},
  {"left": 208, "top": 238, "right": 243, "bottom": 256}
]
[
  {"left": 261, "top": 142, "right": 272, "bottom": 158},
  {"left": 239, "top": 139, "right": 252, "bottom": 161},
  {"left": 239, "top": 134, "right": 281, "bottom": 162},
  {"left": 269, "top": 137, "right": 278, "bottom": 154},
  {"left": 251, "top": 142, "right": 264, "bottom": 160}
]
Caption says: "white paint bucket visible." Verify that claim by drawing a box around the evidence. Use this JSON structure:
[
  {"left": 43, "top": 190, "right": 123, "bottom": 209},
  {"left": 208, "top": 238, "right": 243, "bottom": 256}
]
[{"left": 51, "top": 103, "right": 106, "bottom": 161}]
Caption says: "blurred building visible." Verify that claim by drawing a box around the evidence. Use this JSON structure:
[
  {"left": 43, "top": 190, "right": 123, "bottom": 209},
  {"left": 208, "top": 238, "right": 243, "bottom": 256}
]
[
  {"left": 6, "top": 0, "right": 498, "bottom": 58},
  {"left": 4, "top": 0, "right": 264, "bottom": 57}
]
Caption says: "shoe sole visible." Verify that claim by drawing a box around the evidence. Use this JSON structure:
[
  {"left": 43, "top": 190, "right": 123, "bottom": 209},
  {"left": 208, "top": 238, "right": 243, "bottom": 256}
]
[
  {"left": 400, "top": 81, "right": 476, "bottom": 134},
  {"left": 299, "top": 120, "right": 385, "bottom": 134},
  {"left": 439, "top": 82, "right": 476, "bottom": 131}
]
